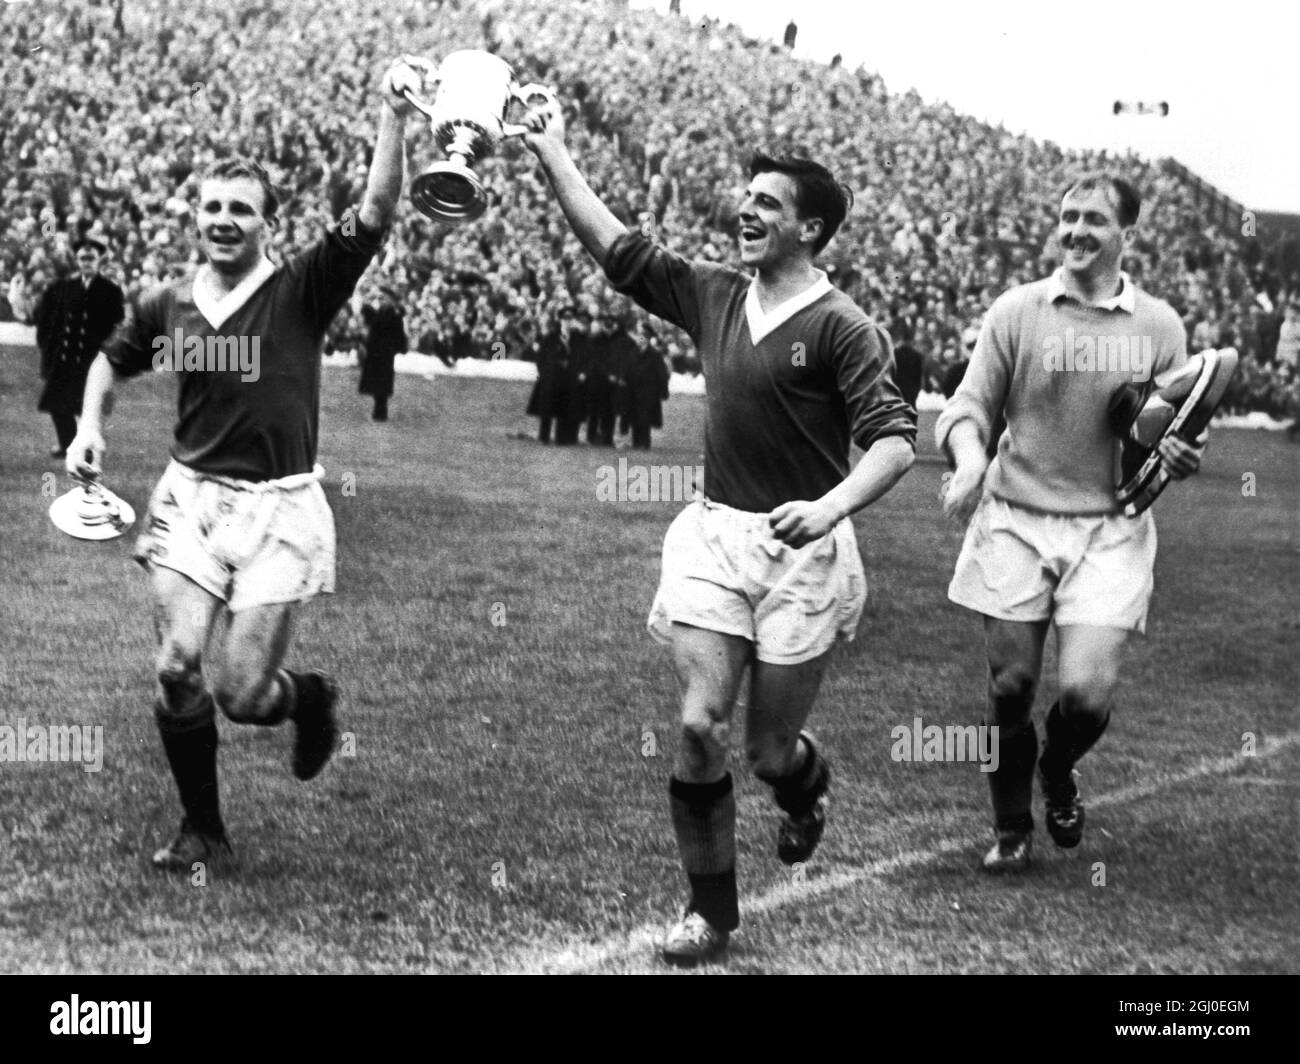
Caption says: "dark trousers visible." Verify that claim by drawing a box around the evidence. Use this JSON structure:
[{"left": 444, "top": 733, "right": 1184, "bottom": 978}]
[
  {"left": 586, "top": 388, "right": 615, "bottom": 446},
  {"left": 372, "top": 395, "right": 389, "bottom": 421},
  {"left": 587, "top": 413, "right": 615, "bottom": 446},
  {"left": 631, "top": 422, "right": 652, "bottom": 449},
  {"left": 539, "top": 415, "right": 580, "bottom": 444},
  {"left": 555, "top": 415, "right": 581, "bottom": 445}
]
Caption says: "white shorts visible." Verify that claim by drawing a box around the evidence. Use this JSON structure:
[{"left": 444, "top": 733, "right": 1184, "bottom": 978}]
[
  {"left": 134, "top": 460, "right": 336, "bottom": 612},
  {"left": 648, "top": 497, "right": 867, "bottom": 665},
  {"left": 948, "top": 495, "right": 1157, "bottom": 632}
]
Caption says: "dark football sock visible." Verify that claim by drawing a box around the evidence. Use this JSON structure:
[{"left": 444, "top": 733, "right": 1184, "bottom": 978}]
[
  {"left": 685, "top": 869, "right": 739, "bottom": 933},
  {"left": 757, "top": 734, "right": 829, "bottom": 817},
  {"left": 155, "top": 699, "right": 223, "bottom": 838},
  {"left": 1040, "top": 701, "right": 1110, "bottom": 779},
  {"left": 987, "top": 720, "right": 1037, "bottom": 834},
  {"left": 670, "top": 774, "right": 739, "bottom": 932}
]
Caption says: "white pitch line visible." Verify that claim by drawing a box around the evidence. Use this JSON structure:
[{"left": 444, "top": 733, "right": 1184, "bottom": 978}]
[{"left": 502, "top": 732, "right": 1300, "bottom": 975}]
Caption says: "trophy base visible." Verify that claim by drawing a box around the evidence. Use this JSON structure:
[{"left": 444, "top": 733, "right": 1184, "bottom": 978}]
[
  {"left": 411, "top": 162, "right": 488, "bottom": 222},
  {"left": 49, "top": 483, "right": 135, "bottom": 540}
]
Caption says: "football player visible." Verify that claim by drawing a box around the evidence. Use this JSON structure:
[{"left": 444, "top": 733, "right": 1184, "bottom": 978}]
[
  {"left": 938, "top": 174, "right": 1206, "bottom": 872},
  {"left": 65, "top": 59, "right": 423, "bottom": 871},
  {"left": 525, "top": 107, "right": 916, "bottom": 964}
]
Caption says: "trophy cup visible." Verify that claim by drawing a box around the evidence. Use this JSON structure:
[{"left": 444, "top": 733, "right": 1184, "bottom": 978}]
[
  {"left": 49, "top": 479, "right": 136, "bottom": 540},
  {"left": 400, "top": 50, "right": 559, "bottom": 222}
]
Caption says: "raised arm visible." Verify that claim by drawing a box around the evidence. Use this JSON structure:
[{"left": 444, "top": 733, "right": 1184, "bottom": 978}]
[
  {"left": 358, "top": 59, "right": 418, "bottom": 232},
  {"left": 523, "top": 104, "right": 627, "bottom": 268}
]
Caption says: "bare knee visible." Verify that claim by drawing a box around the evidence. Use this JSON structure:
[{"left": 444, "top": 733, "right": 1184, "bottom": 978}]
[
  {"left": 988, "top": 662, "right": 1037, "bottom": 727},
  {"left": 156, "top": 650, "right": 209, "bottom": 725},
  {"left": 746, "top": 733, "right": 800, "bottom": 779},
  {"left": 1059, "top": 682, "right": 1115, "bottom": 727},
  {"left": 211, "top": 670, "right": 276, "bottom": 724},
  {"left": 678, "top": 701, "right": 730, "bottom": 781}
]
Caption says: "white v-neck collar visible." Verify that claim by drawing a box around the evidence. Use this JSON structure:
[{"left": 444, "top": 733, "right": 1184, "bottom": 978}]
[
  {"left": 192, "top": 257, "right": 277, "bottom": 330},
  {"left": 745, "top": 272, "right": 833, "bottom": 344}
]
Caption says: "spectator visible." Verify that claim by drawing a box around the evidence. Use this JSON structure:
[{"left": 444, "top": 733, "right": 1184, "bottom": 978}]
[
  {"left": 942, "top": 326, "right": 981, "bottom": 399},
  {"left": 34, "top": 238, "right": 124, "bottom": 457},
  {"left": 892, "top": 341, "right": 924, "bottom": 414},
  {"left": 620, "top": 322, "right": 670, "bottom": 450},
  {"left": 584, "top": 311, "right": 622, "bottom": 446},
  {"left": 527, "top": 305, "right": 585, "bottom": 444},
  {"left": 358, "top": 285, "right": 408, "bottom": 421},
  {"left": 1192, "top": 311, "right": 1220, "bottom": 353},
  {"left": 0, "top": 0, "right": 1293, "bottom": 419},
  {"left": 1275, "top": 302, "right": 1300, "bottom": 369}
]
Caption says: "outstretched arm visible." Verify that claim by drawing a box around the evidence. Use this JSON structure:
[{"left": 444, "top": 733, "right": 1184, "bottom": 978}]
[
  {"left": 524, "top": 105, "right": 627, "bottom": 268},
  {"left": 358, "top": 59, "right": 418, "bottom": 231}
]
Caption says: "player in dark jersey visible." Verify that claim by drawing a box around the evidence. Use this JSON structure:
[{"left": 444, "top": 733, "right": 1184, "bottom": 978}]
[
  {"left": 65, "top": 59, "right": 424, "bottom": 872},
  {"left": 525, "top": 107, "right": 916, "bottom": 965}
]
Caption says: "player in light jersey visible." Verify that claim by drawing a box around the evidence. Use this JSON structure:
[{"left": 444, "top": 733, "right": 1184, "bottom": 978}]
[
  {"left": 938, "top": 174, "right": 1206, "bottom": 873},
  {"left": 66, "top": 59, "right": 425, "bottom": 872},
  {"left": 525, "top": 107, "right": 916, "bottom": 965}
]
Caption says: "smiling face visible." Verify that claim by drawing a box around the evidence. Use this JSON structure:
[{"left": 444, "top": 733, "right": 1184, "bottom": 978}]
[
  {"left": 1057, "top": 185, "right": 1131, "bottom": 284},
  {"left": 197, "top": 176, "right": 274, "bottom": 276},
  {"left": 737, "top": 171, "right": 822, "bottom": 271}
]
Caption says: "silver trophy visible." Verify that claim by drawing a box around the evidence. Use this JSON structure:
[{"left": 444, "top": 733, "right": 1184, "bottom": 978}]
[
  {"left": 49, "top": 479, "right": 136, "bottom": 540},
  {"left": 400, "top": 50, "right": 559, "bottom": 222}
]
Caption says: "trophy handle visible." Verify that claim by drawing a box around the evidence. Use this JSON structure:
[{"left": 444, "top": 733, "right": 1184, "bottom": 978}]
[
  {"left": 398, "top": 54, "right": 441, "bottom": 121},
  {"left": 502, "top": 83, "right": 559, "bottom": 138}
]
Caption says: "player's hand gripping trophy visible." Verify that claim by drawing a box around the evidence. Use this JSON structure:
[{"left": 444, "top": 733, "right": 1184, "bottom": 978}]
[{"left": 398, "top": 50, "right": 560, "bottom": 222}]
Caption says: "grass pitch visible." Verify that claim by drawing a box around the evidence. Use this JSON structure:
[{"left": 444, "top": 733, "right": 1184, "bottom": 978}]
[{"left": 1, "top": 350, "right": 1296, "bottom": 974}]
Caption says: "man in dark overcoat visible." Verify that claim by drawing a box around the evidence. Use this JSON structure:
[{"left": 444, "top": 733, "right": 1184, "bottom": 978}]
[
  {"left": 35, "top": 238, "right": 125, "bottom": 456},
  {"left": 359, "top": 286, "right": 407, "bottom": 421},
  {"left": 527, "top": 306, "right": 586, "bottom": 444},
  {"left": 620, "top": 326, "right": 670, "bottom": 450}
]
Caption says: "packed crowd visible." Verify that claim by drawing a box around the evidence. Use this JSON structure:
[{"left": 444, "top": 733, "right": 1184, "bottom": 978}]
[{"left": 2, "top": 0, "right": 1296, "bottom": 416}]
